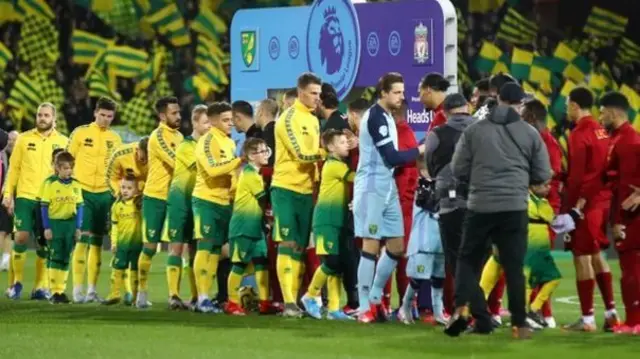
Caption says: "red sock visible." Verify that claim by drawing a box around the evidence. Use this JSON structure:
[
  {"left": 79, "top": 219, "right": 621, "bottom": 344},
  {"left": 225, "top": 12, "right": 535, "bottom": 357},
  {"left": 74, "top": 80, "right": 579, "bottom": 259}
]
[
  {"left": 577, "top": 279, "right": 595, "bottom": 316},
  {"left": 529, "top": 287, "right": 540, "bottom": 306},
  {"left": 595, "top": 272, "right": 616, "bottom": 311},
  {"left": 268, "top": 235, "right": 282, "bottom": 303},
  {"left": 443, "top": 270, "right": 455, "bottom": 315},
  {"left": 542, "top": 299, "right": 553, "bottom": 317},
  {"left": 488, "top": 274, "right": 505, "bottom": 315},
  {"left": 383, "top": 279, "right": 392, "bottom": 308},
  {"left": 395, "top": 257, "right": 409, "bottom": 303}
]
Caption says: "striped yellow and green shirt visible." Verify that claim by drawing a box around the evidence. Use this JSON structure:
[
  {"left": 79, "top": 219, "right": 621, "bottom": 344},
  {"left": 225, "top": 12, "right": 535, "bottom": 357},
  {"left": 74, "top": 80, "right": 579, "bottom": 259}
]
[
  {"left": 229, "top": 165, "right": 266, "bottom": 239},
  {"left": 110, "top": 197, "right": 142, "bottom": 247},
  {"left": 167, "top": 136, "right": 197, "bottom": 213},
  {"left": 312, "top": 156, "right": 354, "bottom": 229},
  {"left": 143, "top": 122, "right": 183, "bottom": 201}
]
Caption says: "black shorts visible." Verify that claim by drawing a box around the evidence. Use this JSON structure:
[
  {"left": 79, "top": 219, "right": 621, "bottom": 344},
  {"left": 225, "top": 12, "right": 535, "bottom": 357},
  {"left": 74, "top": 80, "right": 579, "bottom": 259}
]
[{"left": 0, "top": 205, "right": 13, "bottom": 234}]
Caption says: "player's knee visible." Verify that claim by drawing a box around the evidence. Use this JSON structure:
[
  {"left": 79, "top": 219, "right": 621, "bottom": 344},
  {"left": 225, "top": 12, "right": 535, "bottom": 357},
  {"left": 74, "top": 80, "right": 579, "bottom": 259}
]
[
  {"left": 169, "top": 244, "right": 183, "bottom": 256},
  {"left": 361, "top": 251, "right": 377, "bottom": 261},
  {"left": 14, "top": 231, "right": 29, "bottom": 244},
  {"left": 385, "top": 248, "right": 402, "bottom": 261},
  {"left": 431, "top": 277, "right": 445, "bottom": 289},
  {"left": 409, "top": 278, "right": 422, "bottom": 289},
  {"left": 231, "top": 262, "right": 247, "bottom": 274},
  {"left": 323, "top": 255, "right": 342, "bottom": 275}
]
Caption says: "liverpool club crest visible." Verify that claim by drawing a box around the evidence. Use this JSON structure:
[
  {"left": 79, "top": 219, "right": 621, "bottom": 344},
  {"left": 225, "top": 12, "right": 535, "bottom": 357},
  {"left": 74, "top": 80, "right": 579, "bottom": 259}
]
[{"left": 413, "top": 22, "right": 429, "bottom": 65}]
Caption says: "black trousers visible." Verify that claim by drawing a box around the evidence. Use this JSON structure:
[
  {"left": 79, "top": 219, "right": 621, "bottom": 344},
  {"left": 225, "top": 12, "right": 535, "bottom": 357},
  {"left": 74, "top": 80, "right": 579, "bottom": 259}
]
[
  {"left": 439, "top": 208, "right": 466, "bottom": 275},
  {"left": 454, "top": 210, "right": 528, "bottom": 328},
  {"left": 341, "top": 211, "right": 359, "bottom": 308}
]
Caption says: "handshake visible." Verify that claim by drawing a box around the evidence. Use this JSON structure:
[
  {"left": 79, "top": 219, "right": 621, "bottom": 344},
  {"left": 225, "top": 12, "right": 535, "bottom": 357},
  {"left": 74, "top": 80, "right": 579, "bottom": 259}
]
[{"left": 550, "top": 207, "right": 583, "bottom": 245}]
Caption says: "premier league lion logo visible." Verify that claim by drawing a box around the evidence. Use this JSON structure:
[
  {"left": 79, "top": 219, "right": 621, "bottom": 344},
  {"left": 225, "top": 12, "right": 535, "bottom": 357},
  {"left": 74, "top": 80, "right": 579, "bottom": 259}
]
[{"left": 319, "top": 6, "right": 344, "bottom": 75}]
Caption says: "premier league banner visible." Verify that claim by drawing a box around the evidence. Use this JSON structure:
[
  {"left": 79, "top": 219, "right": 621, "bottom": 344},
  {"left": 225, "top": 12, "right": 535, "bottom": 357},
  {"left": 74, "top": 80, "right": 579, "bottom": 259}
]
[{"left": 231, "top": 0, "right": 456, "bottom": 135}]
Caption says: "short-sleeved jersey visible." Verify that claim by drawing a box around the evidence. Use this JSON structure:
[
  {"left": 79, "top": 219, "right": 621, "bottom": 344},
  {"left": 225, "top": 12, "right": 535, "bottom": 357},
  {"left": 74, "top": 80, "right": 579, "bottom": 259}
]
[
  {"left": 143, "top": 122, "right": 183, "bottom": 201},
  {"left": 110, "top": 197, "right": 142, "bottom": 247},
  {"left": 168, "top": 136, "right": 197, "bottom": 212},
  {"left": 354, "top": 103, "right": 399, "bottom": 196},
  {"left": 272, "top": 99, "right": 322, "bottom": 195},
  {"left": 229, "top": 165, "right": 266, "bottom": 239},
  {"left": 105, "top": 142, "right": 147, "bottom": 195},
  {"left": 40, "top": 176, "right": 84, "bottom": 220},
  {"left": 313, "top": 156, "right": 354, "bottom": 228},
  {"left": 193, "top": 127, "right": 240, "bottom": 205},
  {"left": 4, "top": 129, "right": 68, "bottom": 201},
  {"left": 67, "top": 123, "right": 122, "bottom": 193},
  {"left": 527, "top": 193, "right": 554, "bottom": 251}
]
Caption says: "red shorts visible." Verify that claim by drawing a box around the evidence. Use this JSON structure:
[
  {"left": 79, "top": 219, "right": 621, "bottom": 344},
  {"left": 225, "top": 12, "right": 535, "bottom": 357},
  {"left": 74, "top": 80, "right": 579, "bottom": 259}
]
[{"left": 571, "top": 205, "right": 610, "bottom": 256}]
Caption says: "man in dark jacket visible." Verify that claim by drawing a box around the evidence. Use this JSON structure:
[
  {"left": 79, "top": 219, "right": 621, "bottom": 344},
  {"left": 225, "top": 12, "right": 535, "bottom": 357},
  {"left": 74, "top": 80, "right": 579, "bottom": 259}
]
[
  {"left": 425, "top": 93, "right": 475, "bottom": 316},
  {"left": 445, "top": 83, "right": 551, "bottom": 338}
]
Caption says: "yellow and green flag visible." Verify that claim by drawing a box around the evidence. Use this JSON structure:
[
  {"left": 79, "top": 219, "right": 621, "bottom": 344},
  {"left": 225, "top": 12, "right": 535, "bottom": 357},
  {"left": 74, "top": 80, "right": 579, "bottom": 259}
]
[
  {"left": 549, "top": 42, "right": 590, "bottom": 83},
  {"left": 135, "top": 46, "right": 165, "bottom": 94},
  {"left": 583, "top": 6, "right": 628, "bottom": 38},
  {"left": 16, "top": 0, "right": 54, "bottom": 20},
  {"left": 619, "top": 84, "right": 640, "bottom": 131},
  {"left": 496, "top": 8, "right": 538, "bottom": 45},
  {"left": 17, "top": 15, "right": 60, "bottom": 67},
  {"left": 105, "top": 45, "right": 149, "bottom": 78},
  {"left": 474, "top": 41, "right": 509, "bottom": 75},
  {"left": 0, "top": 41, "right": 13, "bottom": 71},
  {"left": 7, "top": 72, "right": 41, "bottom": 129},
  {"left": 144, "top": 3, "right": 190, "bottom": 47},
  {"left": 0, "top": 0, "right": 24, "bottom": 25},
  {"left": 196, "top": 35, "right": 228, "bottom": 87},
  {"left": 617, "top": 38, "right": 640, "bottom": 65},
  {"left": 191, "top": 7, "right": 227, "bottom": 42},
  {"left": 72, "top": 29, "right": 112, "bottom": 65}
]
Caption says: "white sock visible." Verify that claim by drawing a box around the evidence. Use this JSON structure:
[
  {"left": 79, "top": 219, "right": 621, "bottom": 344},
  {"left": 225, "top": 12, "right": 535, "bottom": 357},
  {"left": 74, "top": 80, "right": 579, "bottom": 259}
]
[
  {"left": 583, "top": 315, "right": 595, "bottom": 325},
  {"left": 73, "top": 286, "right": 84, "bottom": 294},
  {"left": 431, "top": 286, "right": 444, "bottom": 318},
  {"left": 1, "top": 252, "right": 9, "bottom": 264},
  {"left": 605, "top": 309, "right": 617, "bottom": 318},
  {"left": 401, "top": 285, "right": 415, "bottom": 313},
  {"left": 198, "top": 295, "right": 209, "bottom": 303},
  {"left": 87, "top": 285, "right": 97, "bottom": 294}
]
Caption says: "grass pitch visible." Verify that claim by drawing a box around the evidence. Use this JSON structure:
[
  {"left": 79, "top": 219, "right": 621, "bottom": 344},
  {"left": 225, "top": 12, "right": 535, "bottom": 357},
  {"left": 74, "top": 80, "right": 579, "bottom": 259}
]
[{"left": 0, "top": 251, "right": 636, "bottom": 359}]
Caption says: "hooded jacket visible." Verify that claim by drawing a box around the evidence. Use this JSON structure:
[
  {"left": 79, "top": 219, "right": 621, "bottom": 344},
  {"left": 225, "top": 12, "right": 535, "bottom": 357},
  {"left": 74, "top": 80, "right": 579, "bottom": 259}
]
[
  {"left": 451, "top": 105, "right": 551, "bottom": 213},
  {"left": 424, "top": 113, "right": 475, "bottom": 213}
]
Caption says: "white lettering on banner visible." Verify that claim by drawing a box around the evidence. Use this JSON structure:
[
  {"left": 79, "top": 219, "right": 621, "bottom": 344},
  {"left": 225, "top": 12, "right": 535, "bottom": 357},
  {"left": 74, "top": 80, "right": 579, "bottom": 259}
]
[{"left": 406, "top": 108, "right": 432, "bottom": 124}]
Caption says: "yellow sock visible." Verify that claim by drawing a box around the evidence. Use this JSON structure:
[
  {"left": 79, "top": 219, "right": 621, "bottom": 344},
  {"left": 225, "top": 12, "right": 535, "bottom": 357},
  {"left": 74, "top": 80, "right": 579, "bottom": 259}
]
[
  {"left": 49, "top": 268, "right": 66, "bottom": 294},
  {"left": 11, "top": 249, "right": 26, "bottom": 284},
  {"left": 63, "top": 269, "right": 69, "bottom": 291},
  {"left": 307, "top": 266, "right": 329, "bottom": 298},
  {"left": 290, "top": 259, "right": 303, "bottom": 302},
  {"left": 531, "top": 279, "right": 560, "bottom": 312},
  {"left": 255, "top": 269, "right": 269, "bottom": 301},
  {"left": 34, "top": 255, "right": 46, "bottom": 289},
  {"left": 129, "top": 269, "right": 139, "bottom": 299},
  {"left": 137, "top": 251, "right": 153, "bottom": 292},
  {"left": 327, "top": 275, "right": 342, "bottom": 312},
  {"left": 87, "top": 245, "right": 102, "bottom": 289},
  {"left": 227, "top": 268, "right": 244, "bottom": 304},
  {"left": 208, "top": 253, "right": 220, "bottom": 296},
  {"left": 72, "top": 242, "right": 88, "bottom": 289},
  {"left": 8, "top": 253, "right": 14, "bottom": 286},
  {"left": 276, "top": 253, "right": 294, "bottom": 304},
  {"left": 187, "top": 266, "right": 197, "bottom": 301},
  {"left": 194, "top": 250, "right": 210, "bottom": 297},
  {"left": 166, "top": 255, "right": 182, "bottom": 297},
  {"left": 479, "top": 256, "right": 503, "bottom": 299},
  {"left": 109, "top": 269, "right": 125, "bottom": 299}
]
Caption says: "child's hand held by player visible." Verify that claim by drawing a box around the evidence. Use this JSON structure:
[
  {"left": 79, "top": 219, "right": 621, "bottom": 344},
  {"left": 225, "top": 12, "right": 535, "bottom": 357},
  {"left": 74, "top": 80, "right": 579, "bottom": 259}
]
[{"left": 44, "top": 229, "right": 53, "bottom": 241}]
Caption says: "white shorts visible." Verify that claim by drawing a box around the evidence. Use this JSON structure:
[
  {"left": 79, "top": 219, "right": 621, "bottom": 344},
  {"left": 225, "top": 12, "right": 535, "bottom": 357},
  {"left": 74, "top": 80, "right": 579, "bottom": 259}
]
[{"left": 406, "top": 253, "right": 445, "bottom": 280}]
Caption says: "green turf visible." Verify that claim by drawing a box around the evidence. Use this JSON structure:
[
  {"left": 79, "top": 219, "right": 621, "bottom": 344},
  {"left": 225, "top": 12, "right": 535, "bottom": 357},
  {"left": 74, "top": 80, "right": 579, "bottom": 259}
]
[{"left": 0, "top": 251, "right": 636, "bottom": 359}]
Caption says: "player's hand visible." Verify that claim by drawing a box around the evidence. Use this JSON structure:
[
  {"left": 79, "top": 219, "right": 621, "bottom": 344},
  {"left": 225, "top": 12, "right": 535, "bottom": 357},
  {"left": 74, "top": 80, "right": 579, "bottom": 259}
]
[
  {"left": 420, "top": 168, "right": 430, "bottom": 179},
  {"left": 344, "top": 129, "right": 359, "bottom": 150},
  {"left": 621, "top": 185, "right": 640, "bottom": 211},
  {"left": 74, "top": 229, "right": 81, "bottom": 241},
  {"left": 2, "top": 196, "right": 14, "bottom": 215},
  {"left": 612, "top": 224, "right": 626, "bottom": 241},
  {"left": 418, "top": 143, "right": 426, "bottom": 156},
  {"left": 348, "top": 201, "right": 353, "bottom": 211},
  {"left": 576, "top": 198, "right": 586, "bottom": 211},
  {"left": 44, "top": 229, "right": 53, "bottom": 241}
]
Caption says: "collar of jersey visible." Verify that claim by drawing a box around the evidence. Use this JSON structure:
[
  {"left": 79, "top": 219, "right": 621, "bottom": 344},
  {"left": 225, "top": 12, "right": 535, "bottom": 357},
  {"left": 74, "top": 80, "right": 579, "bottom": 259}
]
[
  {"left": 89, "top": 122, "right": 108, "bottom": 131},
  {"left": 159, "top": 122, "right": 178, "bottom": 132},
  {"left": 209, "top": 126, "right": 227, "bottom": 138},
  {"left": 575, "top": 115, "right": 596, "bottom": 129},
  {"left": 293, "top": 99, "right": 313, "bottom": 113}
]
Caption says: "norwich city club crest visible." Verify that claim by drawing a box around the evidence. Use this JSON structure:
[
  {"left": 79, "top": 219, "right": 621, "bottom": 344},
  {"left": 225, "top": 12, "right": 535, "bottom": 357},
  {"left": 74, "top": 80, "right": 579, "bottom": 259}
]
[{"left": 241, "top": 31, "right": 257, "bottom": 68}]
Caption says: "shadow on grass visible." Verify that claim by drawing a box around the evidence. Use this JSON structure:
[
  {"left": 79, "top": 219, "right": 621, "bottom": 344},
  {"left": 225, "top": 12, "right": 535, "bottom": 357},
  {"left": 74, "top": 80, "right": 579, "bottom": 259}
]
[{"left": 1, "top": 301, "right": 637, "bottom": 355}]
